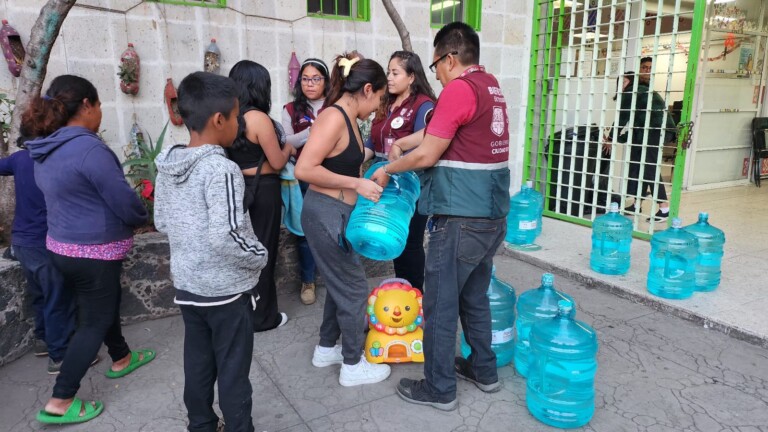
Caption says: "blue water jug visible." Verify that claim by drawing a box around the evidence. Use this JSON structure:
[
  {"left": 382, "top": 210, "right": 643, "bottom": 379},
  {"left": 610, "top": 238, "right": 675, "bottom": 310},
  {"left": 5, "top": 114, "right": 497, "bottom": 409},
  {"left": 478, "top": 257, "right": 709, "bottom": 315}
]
[
  {"left": 507, "top": 181, "right": 543, "bottom": 245},
  {"left": 590, "top": 202, "right": 632, "bottom": 275},
  {"left": 513, "top": 273, "right": 574, "bottom": 378},
  {"left": 345, "top": 161, "right": 420, "bottom": 260},
  {"left": 460, "top": 266, "right": 516, "bottom": 367},
  {"left": 526, "top": 299, "right": 598, "bottom": 429},
  {"left": 647, "top": 218, "right": 698, "bottom": 299},
  {"left": 683, "top": 212, "right": 725, "bottom": 292}
]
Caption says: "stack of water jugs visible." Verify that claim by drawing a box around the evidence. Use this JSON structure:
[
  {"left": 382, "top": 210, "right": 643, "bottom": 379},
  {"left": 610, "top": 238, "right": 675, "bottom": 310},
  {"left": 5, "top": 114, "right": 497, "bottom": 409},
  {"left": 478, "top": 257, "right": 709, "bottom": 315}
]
[{"left": 461, "top": 270, "right": 599, "bottom": 428}]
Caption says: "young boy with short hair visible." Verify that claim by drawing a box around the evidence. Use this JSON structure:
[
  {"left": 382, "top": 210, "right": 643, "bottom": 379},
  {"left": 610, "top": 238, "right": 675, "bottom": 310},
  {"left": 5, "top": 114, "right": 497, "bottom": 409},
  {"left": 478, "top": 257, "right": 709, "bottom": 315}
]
[{"left": 154, "top": 71, "right": 267, "bottom": 432}]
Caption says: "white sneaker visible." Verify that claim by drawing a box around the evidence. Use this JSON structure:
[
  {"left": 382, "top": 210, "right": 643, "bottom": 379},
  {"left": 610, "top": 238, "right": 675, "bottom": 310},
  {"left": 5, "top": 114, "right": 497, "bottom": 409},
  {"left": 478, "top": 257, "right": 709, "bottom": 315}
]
[
  {"left": 312, "top": 345, "right": 343, "bottom": 367},
  {"left": 339, "top": 356, "right": 391, "bottom": 387}
]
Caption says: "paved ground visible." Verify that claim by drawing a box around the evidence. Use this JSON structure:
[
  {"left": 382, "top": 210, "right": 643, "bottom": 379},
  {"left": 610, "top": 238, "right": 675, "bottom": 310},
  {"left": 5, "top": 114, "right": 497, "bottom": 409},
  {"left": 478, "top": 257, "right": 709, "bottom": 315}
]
[{"left": 1, "top": 255, "right": 767, "bottom": 432}]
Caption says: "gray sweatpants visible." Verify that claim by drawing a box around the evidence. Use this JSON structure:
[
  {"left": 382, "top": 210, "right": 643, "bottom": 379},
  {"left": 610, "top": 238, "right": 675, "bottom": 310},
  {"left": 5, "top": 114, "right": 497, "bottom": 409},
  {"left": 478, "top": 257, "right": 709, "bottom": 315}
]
[{"left": 301, "top": 189, "right": 368, "bottom": 365}]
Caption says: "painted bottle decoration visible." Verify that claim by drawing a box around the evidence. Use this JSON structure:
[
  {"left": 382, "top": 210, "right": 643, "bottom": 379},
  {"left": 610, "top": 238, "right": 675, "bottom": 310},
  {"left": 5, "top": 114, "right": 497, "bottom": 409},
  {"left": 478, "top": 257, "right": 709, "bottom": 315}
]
[
  {"left": 204, "top": 38, "right": 221, "bottom": 74},
  {"left": 126, "top": 120, "right": 144, "bottom": 160},
  {"left": 506, "top": 181, "right": 543, "bottom": 245},
  {"left": 590, "top": 202, "right": 632, "bottom": 275},
  {"left": 346, "top": 161, "right": 420, "bottom": 261},
  {"left": 460, "top": 265, "right": 517, "bottom": 367},
  {"left": 513, "top": 273, "right": 574, "bottom": 378},
  {"left": 118, "top": 43, "right": 140, "bottom": 95},
  {"left": 683, "top": 212, "right": 725, "bottom": 292},
  {"left": 647, "top": 218, "right": 698, "bottom": 299},
  {"left": 288, "top": 51, "right": 300, "bottom": 92},
  {"left": 526, "top": 299, "right": 598, "bottom": 429},
  {"left": 164, "top": 78, "right": 184, "bottom": 126},
  {"left": 0, "top": 19, "right": 25, "bottom": 77}
]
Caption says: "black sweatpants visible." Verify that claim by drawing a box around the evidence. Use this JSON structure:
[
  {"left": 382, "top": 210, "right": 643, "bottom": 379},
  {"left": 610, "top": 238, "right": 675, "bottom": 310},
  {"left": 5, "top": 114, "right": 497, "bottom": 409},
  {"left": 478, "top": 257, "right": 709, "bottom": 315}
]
[{"left": 181, "top": 295, "right": 254, "bottom": 432}]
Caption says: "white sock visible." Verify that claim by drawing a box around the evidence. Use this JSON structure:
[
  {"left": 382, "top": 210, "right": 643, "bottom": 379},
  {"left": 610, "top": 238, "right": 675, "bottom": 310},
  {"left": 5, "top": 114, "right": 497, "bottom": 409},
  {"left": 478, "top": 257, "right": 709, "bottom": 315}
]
[
  {"left": 317, "top": 345, "right": 334, "bottom": 354},
  {"left": 660, "top": 208, "right": 669, "bottom": 214}
]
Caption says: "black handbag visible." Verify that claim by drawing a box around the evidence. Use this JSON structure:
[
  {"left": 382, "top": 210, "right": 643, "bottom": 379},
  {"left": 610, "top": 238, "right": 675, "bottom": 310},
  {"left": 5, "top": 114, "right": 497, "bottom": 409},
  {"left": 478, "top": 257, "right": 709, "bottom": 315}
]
[{"left": 242, "top": 152, "right": 266, "bottom": 211}]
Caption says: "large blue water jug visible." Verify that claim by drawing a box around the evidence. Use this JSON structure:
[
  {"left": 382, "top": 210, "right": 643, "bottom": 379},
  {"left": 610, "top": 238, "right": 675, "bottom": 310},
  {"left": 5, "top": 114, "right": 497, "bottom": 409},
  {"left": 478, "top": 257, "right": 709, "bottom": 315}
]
[
  {"left": 647, "top": 218, "right": 698, "bottom": 299},
  {"left": 345, "top": 161, "right": 420, "bottom": 260},
  {"left": 513, "top": 273, "right": 574, "bottom": 378},
  {"left": 526, "top": 299, "right": 598, "bottom": 428},
  {"left": 590, "top": 202, "right": 632, "bottom": 275},
  {"left": 507, "top": 181, "right": 543, "bottom": 245},
  {"left": 460, "top": 266, "right": 516, "bottom": 367},
  {"left": 683, "top": 212, "right": 725, "bottom": 292}
]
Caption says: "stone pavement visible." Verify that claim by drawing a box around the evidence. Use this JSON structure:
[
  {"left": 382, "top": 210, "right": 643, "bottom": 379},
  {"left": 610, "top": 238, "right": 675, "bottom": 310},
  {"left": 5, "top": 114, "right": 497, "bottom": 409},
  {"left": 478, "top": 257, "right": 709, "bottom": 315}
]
[{"left": 1, "top": 255, "right": 767, "bottom": 432}]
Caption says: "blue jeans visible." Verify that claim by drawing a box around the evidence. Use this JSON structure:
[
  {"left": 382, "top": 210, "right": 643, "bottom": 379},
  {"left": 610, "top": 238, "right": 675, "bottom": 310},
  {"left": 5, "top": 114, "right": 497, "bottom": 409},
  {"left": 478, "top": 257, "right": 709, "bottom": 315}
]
[
  {"left": 297, "top": 181, "right": 316, "bottom": 283},
  {"left": 422, "top": 216, "right": 506, "bottom": 401},
  {"left": 14, "top": 245, "right": 75, "bottom": 362}
]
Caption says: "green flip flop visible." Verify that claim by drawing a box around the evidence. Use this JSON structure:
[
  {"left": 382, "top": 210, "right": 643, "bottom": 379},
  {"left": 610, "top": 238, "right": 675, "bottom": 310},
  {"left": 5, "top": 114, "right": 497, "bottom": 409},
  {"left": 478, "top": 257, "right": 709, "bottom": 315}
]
[
  {"left": 105, "top": 349, "right": 156, "bottom": 379},
  {"left": 36, "top": 398, "right": 104, "bottom": 424}
]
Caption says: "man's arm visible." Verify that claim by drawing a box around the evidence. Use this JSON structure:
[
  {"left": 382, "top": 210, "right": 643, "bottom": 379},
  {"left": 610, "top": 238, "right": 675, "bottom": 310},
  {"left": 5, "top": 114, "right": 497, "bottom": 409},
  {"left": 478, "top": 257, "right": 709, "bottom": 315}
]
[{"left": 372, "top": 133, "right": 451, "bottom": 186}]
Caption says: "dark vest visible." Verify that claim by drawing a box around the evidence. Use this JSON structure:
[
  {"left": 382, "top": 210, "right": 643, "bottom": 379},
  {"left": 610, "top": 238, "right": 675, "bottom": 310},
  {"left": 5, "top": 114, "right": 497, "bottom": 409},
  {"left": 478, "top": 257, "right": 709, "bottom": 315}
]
[
  {"left": 419, "top": 67, "right": 511, "bottom": 219},
  {"left": 369, "top": 93, "right": 434, "bottom": 158},
  {"left": 284, "top": 102, "right": 316, "bottom": 159}
]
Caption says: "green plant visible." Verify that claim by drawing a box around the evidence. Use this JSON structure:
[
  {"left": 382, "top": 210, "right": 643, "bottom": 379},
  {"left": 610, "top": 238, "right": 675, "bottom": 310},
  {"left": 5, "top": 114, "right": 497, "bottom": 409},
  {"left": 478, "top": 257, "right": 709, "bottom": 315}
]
[
  {"left": 122, "top": 121, "right": 169, "bottom": 227},
  {"left": 117, "top": 63, "right": 138, "bottom": 84}
]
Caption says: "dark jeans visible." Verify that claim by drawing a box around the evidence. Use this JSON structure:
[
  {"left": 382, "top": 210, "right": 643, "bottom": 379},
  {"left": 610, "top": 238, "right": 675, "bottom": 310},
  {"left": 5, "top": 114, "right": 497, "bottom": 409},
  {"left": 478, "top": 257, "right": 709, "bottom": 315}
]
[
  {"left": 245, "top": 174, "right": 282, "bottom": 331},
  {"left": 297, "top": 180, "right": 316, "bottom": 283},
  {"left": 50, "top": 254, "right": 131, "bottom": 399},
  {"left": 302, "top": 189, "right": 368, "bottom": 365},
  {"left": 627, "top": 144, "right": 668, "bottom": 201},
  {"left": 393, "top": 209, "right": 428, "bottom": 289},
  {"left": 181, "top": 295, "right": 254, "bottom": 432},
  {"left": 14, "top": 245, "right": 75, "bottom": 362},
  {"left": 422, "top": 216, "right": 506, "bottom": 401}
]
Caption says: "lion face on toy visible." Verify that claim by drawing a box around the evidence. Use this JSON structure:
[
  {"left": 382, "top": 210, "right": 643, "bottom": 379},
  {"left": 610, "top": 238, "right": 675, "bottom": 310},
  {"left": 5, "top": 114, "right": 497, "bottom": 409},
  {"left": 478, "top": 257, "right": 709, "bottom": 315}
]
[{"left": 374, "top": 289, "right": 420, "bottom": 328}]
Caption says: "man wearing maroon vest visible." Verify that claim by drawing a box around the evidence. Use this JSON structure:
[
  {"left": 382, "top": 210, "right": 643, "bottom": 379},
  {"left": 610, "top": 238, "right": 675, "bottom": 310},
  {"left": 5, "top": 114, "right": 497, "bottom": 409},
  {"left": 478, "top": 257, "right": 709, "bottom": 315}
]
[{"left": 372, "top": 22, "right": 510, "bottom": 411}]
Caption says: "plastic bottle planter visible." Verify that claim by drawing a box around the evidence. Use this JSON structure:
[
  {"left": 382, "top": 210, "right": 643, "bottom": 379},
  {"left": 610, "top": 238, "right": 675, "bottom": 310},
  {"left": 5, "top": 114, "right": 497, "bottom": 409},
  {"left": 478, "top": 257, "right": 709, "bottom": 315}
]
[
  {"left": 364, "top": 278, "right": 424, "bottom": 364},
  {"left": 164, "top": 78, "right": 184, "bottom": 126},
  {"left": 288, "top": 51, "right": 300, "bottom": 93},
  {"left": 526, "top": 299, "right": 598, "bottom": 429},
  {"left": 647, "top": 218, "right": 698, "bottom": 300},
  {"left": 345, "top": 161, "right": 420, "bottom": 261},
  {"left": 118, "top": 43, "right": 140, "bottom": 96},
  {"left": 0, "top": 20, "right": 24, "bottom": 77},
  {"left": 590, "top": 202, "right": 632, "bottom": 275},
  {"left": 460, "top": 265, "right": 517, "bottom": 367},
  {"left": 204, "top": 39, "right": 221, "bottom": 74}
]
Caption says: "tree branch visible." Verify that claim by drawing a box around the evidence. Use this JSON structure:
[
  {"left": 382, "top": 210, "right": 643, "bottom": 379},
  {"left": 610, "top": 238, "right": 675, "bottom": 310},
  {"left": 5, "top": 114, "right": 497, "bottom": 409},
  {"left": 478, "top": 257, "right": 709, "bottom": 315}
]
[{"left": 381, "top": 0, "right": 412, "bottom": 52}]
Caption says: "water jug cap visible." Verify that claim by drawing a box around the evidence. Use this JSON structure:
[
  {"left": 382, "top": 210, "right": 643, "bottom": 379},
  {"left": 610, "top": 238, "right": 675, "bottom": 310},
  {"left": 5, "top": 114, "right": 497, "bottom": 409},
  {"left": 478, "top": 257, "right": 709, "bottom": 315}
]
[
  {"left": 526, "top": 180, "right": 533, "bottom": 188},
  {"left": 608, "top": 202, "right": 619, "bottom": 213},
  {"left": 557, "top": 299, "right": 573, "bottom": 315},
  {"left": 542, "top": 273, "right": 554, "bottom": 286},
  {"left": 699, "top": 212, "right": 709, "bottom": 221},
  {"left": 671, "top": 218, "right": 682, "bottom": 229}
]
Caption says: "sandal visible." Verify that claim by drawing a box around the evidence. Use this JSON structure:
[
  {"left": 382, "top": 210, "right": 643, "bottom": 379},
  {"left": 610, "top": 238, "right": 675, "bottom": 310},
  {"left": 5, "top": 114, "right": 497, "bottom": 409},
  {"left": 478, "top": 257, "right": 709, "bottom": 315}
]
[
  {"left": 36, "top": 398, "right": 104, "bottom": 424},
  {"left": 105, "top": 349, "right": 156, "bottom": 379}
]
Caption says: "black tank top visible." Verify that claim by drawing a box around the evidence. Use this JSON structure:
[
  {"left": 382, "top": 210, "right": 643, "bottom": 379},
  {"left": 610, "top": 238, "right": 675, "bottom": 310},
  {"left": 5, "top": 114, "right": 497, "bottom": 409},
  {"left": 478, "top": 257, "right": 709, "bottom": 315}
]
[
  {"left": 321, "top": 105, "right": 363, "bottom": 178},
  {"left": 227, "top": 109, "right": 285, "bottom": 170}
]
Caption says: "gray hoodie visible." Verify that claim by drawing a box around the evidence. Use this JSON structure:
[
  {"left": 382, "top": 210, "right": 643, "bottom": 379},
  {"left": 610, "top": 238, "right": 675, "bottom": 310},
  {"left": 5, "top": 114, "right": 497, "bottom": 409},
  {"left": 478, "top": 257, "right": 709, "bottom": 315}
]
[{"left": 154, "top": 144, "right": 267, "bottom": 297}]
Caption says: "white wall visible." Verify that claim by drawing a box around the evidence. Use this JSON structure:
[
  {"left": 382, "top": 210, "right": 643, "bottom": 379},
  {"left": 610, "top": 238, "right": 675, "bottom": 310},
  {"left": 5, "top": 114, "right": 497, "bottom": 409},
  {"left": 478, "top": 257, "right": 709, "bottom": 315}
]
[{"left": 0, "top": 0, "right": 533, "bottom": 193}]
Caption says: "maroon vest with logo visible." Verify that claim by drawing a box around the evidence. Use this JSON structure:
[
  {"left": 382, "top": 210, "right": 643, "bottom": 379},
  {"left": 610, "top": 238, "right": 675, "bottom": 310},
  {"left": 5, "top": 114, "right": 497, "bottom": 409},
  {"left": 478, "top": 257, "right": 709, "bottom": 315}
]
[
  {"left": 369, "top": 93, "right": 434, "bottom": 158},
  {"left": 284, "top": 102, "right": 317, "bottom": 159}
]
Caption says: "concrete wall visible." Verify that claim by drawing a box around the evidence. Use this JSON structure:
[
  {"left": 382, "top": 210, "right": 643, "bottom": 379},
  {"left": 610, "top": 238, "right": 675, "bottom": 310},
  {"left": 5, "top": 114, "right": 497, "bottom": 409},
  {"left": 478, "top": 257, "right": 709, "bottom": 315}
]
[{"left": 0, "top": 0, "right": 532, "bottom": 191}]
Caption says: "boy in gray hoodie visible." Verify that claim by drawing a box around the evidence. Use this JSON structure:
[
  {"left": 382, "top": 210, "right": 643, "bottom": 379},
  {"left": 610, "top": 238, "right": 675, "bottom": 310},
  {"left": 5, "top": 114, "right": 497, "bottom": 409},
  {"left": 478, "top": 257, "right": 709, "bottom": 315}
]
[{"left": 154, "top": 71, "right": 267, "bottom": 432}]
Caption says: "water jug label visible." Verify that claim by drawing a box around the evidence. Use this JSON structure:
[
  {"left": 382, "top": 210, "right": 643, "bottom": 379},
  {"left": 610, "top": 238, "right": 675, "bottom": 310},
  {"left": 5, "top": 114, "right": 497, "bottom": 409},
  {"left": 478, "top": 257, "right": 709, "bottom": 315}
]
[
  {"left": 519, "top": 220, "right": 537, "bottom": 230},
  {"left": 492, "top": 328, "right": 514, "bottom": 344}
]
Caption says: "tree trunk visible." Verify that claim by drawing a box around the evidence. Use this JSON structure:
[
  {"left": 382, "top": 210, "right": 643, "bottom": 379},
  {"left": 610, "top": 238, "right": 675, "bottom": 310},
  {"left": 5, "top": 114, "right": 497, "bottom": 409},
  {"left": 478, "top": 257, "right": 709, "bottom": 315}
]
[
  {"left": 1, "top": 0, "right": 76, "bottom": 245},
  {"left": 381, "top": 0, "right": 412, "bottom": 52}
]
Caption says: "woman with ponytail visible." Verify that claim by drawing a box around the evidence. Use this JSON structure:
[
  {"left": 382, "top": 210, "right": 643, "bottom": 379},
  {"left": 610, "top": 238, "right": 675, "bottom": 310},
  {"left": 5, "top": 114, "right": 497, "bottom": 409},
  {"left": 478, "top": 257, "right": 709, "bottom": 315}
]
[
  {"left": 281, "top": 57, "right": 330, "bottom": 306},
  {"left": 294, "top": 52, "right": 390, "bottom": 387},
  {"left": 23, "top": 75, "right": 153, "bottom": 425}
]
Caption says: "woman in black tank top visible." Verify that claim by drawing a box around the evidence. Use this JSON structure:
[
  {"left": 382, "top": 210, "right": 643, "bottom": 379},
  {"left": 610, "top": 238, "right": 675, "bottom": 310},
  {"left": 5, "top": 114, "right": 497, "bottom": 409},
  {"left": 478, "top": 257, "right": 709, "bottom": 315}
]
[{"left": 295, "top": 53, "right": 392, "bottom": 386}]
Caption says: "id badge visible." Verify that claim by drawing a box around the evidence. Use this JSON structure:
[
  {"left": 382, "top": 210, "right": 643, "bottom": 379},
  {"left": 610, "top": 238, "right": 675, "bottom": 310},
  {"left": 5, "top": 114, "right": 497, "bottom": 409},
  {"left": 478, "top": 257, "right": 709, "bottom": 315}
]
[{"left": 384, "top": 136, "right": 395, "bottom": 155}]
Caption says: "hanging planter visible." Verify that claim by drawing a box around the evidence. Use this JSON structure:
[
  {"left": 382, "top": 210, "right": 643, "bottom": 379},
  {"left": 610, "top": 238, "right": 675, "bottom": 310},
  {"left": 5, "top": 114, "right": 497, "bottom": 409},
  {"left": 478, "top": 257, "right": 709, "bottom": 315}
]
[
  {"left": 288, "top": 51, "right": 300, "bottom": 93},
  {"left": 164, "top": 78, "right": 183, "bottom": 126},
  {"left": 204, "top": 38, "right": 220, "bottom": 74},
  {"left": 0, "top": 20, "right": 25, "bottom": 77},
  {"left": 118, "top": 43, "right": 140, "bottom": 95}
]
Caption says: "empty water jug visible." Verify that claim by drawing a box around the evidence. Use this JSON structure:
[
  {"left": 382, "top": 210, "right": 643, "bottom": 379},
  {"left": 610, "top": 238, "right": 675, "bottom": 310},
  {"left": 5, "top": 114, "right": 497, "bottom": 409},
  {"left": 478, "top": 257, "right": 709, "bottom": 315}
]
[
  {"left": 460, "top": 266, "right": 516, "bottom": 367},
  {"left": 647, "top": 218, "right": 698, "bottom": 299},
  {"left": 683, "top": 212, "right": 725, "bottom": 292},
  {"left": 590, "top": 202, "right": 632, "bottom": 275},
  {"left": 527, "top": 299, "right": 598, "bottom": 429},
  {"left": 507, "top": 181, "right": 543, "bottom": 245},
  {"left": 514, "top": 273, "right": 574, "bottom": 378},
  {"left": 345, "top": 161, "right": 420, "bottom": 260}
]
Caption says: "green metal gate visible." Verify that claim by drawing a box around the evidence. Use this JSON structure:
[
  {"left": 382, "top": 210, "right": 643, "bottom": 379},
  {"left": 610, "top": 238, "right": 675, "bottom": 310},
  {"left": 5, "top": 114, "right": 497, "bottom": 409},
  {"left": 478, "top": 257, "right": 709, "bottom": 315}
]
[{"left": 524, "top": 0, "right": 706, "bottom": 238}]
